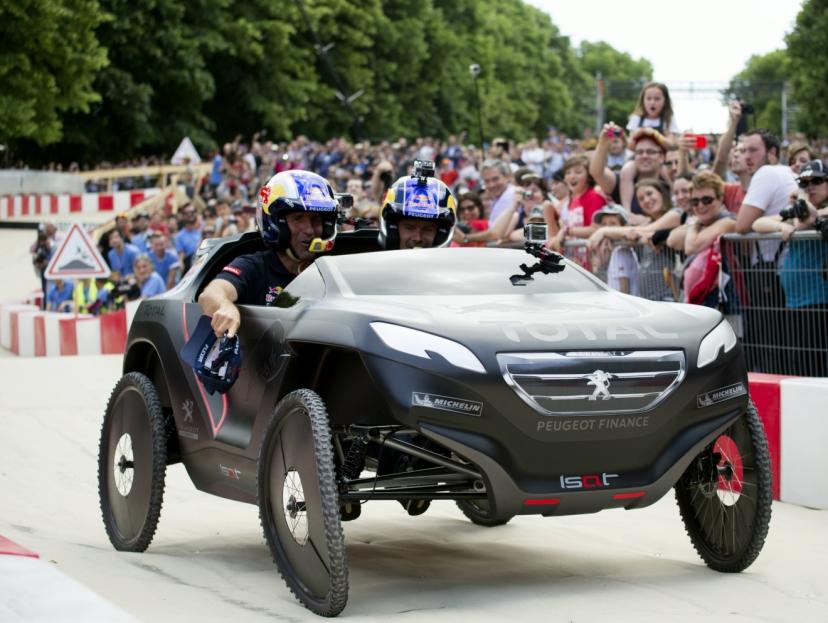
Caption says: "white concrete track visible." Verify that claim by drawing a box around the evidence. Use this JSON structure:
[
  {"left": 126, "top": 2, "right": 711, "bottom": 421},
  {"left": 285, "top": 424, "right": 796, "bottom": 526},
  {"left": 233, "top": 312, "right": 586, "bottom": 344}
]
[{"left": 0, "top": 230, "right": 826, "bottom": 622}]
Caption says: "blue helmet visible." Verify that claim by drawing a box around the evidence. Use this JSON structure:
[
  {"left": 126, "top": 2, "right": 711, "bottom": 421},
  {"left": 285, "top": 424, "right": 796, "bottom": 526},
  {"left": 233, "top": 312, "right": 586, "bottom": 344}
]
[
  {"left": 379, "top": 175, "right": 457, "bottom": 249},
  {"left": 256, "top": 170, "right": 339, "bottom": 253}
]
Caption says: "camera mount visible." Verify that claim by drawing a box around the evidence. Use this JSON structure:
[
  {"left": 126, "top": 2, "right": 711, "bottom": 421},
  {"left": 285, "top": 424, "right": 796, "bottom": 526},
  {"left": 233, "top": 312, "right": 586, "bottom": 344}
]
[{"left": 510, "top": 242, "right": 565, "bottom": 286}]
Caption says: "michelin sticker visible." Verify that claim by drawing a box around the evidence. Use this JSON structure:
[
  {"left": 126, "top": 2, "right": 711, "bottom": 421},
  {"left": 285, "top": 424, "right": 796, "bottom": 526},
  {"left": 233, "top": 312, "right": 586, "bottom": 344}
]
[
  {"left": 411, "top": 392, "right": 483, "bottom": 416},
  {"left": 697, "top": 382, "right": 747, "bottom": 408}
]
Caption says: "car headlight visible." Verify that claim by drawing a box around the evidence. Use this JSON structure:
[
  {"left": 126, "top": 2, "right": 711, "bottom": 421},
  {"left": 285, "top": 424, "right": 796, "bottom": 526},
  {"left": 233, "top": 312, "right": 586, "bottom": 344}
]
[
  {"left": 697, "top": 320, "right": 737, "bottom": 368},
  {"left": 370, "top": 322, "right": 486, "bottom": 373}
]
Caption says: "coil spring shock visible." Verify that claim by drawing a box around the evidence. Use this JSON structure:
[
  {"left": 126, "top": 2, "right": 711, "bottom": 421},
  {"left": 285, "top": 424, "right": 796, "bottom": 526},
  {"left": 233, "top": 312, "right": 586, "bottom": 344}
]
[{"left": 340, "top": 435, "right": 368, "bottom": 481}]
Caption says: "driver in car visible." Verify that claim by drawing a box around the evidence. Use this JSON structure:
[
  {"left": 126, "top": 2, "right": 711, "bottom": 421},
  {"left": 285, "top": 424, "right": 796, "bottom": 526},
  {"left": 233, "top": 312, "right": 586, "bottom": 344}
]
[
  {"left": 378, "top": 169, "right": 457, "bottom": 250},
  {"left": 198, "top": 170, "right": 339, "bottom": 337}
]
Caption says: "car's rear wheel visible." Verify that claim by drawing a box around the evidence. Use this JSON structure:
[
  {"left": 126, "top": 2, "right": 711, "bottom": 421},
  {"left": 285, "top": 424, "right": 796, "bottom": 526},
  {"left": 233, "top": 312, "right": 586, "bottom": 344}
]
[
  {"left": 258, "top": 389, "right": 348, "bottom": 617},
  {"left": 98, "top": 372, "right": 167, "bottom": 552},
  {"left": 456, "top": 499, "right": 513, "bottom": 527},
  {"left": 675, "top": 399, "right": 772, "bottom": 572}
]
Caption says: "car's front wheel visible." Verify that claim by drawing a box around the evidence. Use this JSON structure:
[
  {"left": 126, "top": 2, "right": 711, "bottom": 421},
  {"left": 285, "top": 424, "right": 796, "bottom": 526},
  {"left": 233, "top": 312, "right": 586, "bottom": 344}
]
[
  {"left": 257, "top": 389, "right": 348, "bottom": 617},
  {"left": 675, "top": 399, "right": 772, "bottom": 572}
]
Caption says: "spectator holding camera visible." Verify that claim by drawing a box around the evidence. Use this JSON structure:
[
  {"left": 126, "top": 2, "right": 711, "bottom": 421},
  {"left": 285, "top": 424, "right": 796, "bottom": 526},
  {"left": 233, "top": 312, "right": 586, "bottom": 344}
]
[
  {"left": 591, "top": 125, "right": 667, "bottom": 219},
  {"left": 752, "top": 160, "right": 828, "bottom": 375}
]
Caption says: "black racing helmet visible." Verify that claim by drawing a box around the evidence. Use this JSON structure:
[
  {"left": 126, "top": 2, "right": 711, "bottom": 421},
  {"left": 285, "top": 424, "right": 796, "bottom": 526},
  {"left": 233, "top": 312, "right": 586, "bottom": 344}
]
[
  {"left": 256, "top": 170, "right": 338, "bottom": 253},
  {"left": 378, "top": 175, "right": 457, "bottom": 249}
]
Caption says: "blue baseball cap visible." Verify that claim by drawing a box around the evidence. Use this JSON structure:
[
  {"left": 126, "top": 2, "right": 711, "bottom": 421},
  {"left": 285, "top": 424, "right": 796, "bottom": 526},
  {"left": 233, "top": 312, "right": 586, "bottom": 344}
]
[{"left": 180, "top": 315, "right": 242, "bottom": 394}]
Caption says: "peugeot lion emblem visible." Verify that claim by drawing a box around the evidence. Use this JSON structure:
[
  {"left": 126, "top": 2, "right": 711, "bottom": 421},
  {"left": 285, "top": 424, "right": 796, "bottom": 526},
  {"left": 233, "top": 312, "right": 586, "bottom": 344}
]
[{"left": 586, "top": 370, "right": 613, "bottom": 401}]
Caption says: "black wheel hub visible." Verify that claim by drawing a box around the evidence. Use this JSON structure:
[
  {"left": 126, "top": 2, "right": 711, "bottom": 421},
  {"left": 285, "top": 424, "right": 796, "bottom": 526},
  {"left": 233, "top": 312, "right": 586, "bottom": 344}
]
[{"left": 286, "top": 495, "right": 306, "bottom": 518}]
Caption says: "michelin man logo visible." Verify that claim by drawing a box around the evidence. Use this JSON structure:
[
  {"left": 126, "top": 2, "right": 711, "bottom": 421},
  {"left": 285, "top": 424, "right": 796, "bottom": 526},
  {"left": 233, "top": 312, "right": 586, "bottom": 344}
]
[{"left": 586, "top": 370, "right": 613, "bottom": 401}]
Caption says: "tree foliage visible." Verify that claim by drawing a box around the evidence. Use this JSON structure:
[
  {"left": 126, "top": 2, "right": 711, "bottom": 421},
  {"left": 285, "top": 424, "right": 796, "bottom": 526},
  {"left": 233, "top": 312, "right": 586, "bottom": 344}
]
[
  {"left": 0, "top": 0, "right": 107, "bottom": 146},
  {"left": 577, "top": 41, "right": 653, "bottom": 127},
  {"left": 726, "top": 50, "right": 789, "bottom": 137},
  {"left": 786, "top": 0, "right": 828, "bottom": 137},
  {"left": 7, "top": 0, "right": 655, "bottom": 164}
]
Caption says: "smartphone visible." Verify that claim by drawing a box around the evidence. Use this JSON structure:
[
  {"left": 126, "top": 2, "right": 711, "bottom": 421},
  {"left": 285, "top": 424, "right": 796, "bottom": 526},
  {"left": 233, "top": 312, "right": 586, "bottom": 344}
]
[
  {"left": 687, "top": 134, "right": 708, "bottom": 149},
  {"left": 524, "top": 222, "right": 548, "bottom": 244}
]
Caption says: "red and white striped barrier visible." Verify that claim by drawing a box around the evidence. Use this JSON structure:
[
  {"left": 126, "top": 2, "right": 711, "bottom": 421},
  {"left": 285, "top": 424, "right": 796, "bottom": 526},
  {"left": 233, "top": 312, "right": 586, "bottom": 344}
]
[
  {"left": 0, "top": 189, "right": 160, "bottom": 220},
  {"left": 748, "top": 373, "right": 828, "bottom": 509},
  {"left": 0, "top": 300, "right": 140, "bottom": 357}
]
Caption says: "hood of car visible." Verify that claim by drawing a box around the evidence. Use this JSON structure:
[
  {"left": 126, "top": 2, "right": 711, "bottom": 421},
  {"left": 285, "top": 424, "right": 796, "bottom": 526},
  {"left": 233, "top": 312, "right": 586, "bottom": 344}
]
[{"left": 309, "top": 290, "right": 721, "bottom": 353}]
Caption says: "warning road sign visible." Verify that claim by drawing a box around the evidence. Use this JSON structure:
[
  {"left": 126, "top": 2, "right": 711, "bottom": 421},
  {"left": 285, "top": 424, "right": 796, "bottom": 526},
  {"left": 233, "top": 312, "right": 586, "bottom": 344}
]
[{"left": 44, "top": 224, "right": 111, "bottom": 279}]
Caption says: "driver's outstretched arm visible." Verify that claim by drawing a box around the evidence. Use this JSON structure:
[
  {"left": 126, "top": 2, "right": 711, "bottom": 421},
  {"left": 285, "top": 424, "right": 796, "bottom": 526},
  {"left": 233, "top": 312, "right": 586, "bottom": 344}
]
[{"left": 198, "top": 279, "right": 241, "bottom": 338}]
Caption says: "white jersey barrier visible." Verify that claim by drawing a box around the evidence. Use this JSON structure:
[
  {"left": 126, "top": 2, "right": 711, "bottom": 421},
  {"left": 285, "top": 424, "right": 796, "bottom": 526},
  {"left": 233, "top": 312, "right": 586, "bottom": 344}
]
[
  {"left": 0, "top": 297, "right": 140, "bottom": 357},
  {"left": 0, "top": 189, "right": 160, "bottom": 220}
]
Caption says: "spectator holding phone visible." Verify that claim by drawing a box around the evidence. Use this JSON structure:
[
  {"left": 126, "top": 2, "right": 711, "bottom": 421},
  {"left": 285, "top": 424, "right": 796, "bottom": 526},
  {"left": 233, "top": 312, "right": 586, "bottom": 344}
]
[
  {"left": 591, "top": 125, "right": 667, "bottom": 218},
  {"left": 712, "top": 101, "right": 750, "bottom": 212}
]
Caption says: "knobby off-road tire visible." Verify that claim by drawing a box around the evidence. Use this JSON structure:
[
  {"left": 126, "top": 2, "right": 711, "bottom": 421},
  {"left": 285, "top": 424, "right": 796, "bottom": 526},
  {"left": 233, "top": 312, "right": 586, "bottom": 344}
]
[
  {"left": 456, "top": 499, "right": 513, "bottom": 527},
  {"left": 257, "top": 389, "right": 348, "bottom": 617},
  {"left": 98, "top": 372, "right": 168, "bottom": 552},
  {"left": 675, "top": 399, "right": 772, "bottom": 572}
]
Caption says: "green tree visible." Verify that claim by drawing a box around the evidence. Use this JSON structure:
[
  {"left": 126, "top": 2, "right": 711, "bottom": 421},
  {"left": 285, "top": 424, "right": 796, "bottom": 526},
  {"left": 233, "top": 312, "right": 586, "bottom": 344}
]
[
  {"left": 577, "top": 41, "right": 653, "bottom": 128},
  {"left": 0, "top": 0, "right": 107, "bottom": 147},
  {"left": 726, "top": 49, "right": 789, "bottom": 136},
  {"left": 786, "top": 0, "right": 828, "bottom": 137},
  {"left": 49, "top": 0, "right": 235, "bottom": 162}
]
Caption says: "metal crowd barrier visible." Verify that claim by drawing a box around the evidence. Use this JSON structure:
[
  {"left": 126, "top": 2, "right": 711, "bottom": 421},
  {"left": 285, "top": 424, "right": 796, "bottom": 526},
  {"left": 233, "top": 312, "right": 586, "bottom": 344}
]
[{"left": 497, "top": 233, "right": 828, "bottom": 378}]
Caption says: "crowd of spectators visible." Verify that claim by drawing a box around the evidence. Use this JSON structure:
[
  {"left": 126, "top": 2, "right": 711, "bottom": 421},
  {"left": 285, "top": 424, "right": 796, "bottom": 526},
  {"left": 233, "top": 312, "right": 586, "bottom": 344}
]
[{"left": 29, "top": 82, "right": 828, "bottom": 375}]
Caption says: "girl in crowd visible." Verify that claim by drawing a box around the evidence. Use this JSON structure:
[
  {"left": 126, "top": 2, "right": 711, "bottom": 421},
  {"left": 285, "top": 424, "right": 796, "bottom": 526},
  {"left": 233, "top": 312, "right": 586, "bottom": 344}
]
[
  {"left": 626, "top": 82, "right": 679, "bottom": 140},
  {"left": 560, "top": 154, "right": 605, "bottom": 235},
  {"left": 588, "top": 178, "right": 678, "bottom": 300}
]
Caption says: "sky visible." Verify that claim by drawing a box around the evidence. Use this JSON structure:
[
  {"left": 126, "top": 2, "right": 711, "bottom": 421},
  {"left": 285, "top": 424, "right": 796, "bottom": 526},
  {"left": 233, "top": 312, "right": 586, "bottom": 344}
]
[{"left": 526, "top": 0, "right": 804, "bottom": 132}]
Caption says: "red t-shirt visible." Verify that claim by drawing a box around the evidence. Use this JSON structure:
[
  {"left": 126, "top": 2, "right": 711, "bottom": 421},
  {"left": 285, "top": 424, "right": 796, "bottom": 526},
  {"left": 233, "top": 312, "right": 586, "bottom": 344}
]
[
  {"left": 570, "top": 188, "right": 607, "bottom": 225},
  {"left": 723, "top": 183, "right": 745, "bottom": 214},
  {"left": 440, "top": 170, "right": 459, "bottom": 187}
]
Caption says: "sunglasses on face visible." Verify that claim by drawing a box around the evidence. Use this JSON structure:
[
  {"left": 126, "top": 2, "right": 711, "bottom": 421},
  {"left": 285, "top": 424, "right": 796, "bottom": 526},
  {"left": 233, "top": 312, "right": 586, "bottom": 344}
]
[
  {"left": 690, "top": 196, "right": 716, "bottom": 207},
  {"left": 798, "top": 177, "right": 827, "bottom": 189},
  {"left": 664, "top": 160, "right": 679, "bottom": 167}
]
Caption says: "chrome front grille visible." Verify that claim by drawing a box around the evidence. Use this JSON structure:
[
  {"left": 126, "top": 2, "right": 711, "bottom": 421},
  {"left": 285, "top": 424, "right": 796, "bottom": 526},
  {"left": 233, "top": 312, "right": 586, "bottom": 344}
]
[{"left": 498, "top": 350, "right": 685, "bottom": 415}]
